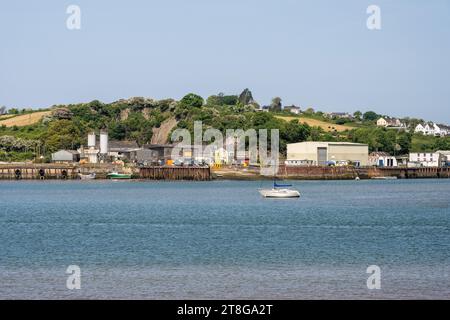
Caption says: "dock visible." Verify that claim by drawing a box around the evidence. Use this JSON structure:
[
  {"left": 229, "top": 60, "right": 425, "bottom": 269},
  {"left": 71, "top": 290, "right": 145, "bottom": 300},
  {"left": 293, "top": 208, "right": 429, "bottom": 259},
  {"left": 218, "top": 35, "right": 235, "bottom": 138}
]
[
  {"left": 0, "top": 164, "right": 211, "bottom": 181},
  {"left": 139, "top": 166, "right": 211, "bottom": 181},
  {"left": 0, "top": 164, "right": 78, "bottom": 180}
]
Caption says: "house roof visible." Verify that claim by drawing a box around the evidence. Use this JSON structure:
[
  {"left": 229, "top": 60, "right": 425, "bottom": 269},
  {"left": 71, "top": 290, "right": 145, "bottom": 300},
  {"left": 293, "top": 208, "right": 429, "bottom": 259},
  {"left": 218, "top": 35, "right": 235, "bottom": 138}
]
[
  {"left": 109, "top": 140, "right": 140, "bottom": 151},
  {"left": 288, "top": 141, "right": 368, "bottom": 147},
  {"left": 54, "top": 150, "right": 79, "bottom": 155},
  {"left": 369, "top": 152, "right": 392, "bottom": 157}
]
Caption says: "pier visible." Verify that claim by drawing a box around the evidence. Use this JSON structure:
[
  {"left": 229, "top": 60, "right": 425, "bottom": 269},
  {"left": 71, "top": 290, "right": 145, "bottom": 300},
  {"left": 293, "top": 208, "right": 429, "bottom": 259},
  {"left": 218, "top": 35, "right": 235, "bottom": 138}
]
[
  {"left": 0, "top": 164, "right": 78, "bottom": 180},
  {"left": 139, "top": 166, "right": 211, "bottom": 181},
  {"left": 279, "top": 165, "right": 450, "bottom": 180}
]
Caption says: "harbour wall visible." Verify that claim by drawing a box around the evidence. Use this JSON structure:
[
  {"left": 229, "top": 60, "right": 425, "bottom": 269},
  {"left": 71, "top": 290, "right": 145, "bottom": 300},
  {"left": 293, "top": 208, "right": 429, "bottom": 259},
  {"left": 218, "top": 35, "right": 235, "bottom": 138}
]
[
  {"left": 139, "top": 166, "right": 211, "bottom": 181},
  {"left": 279, "top": 166, "right": 450, "bottom": 180},
  {"left": 0, "top": 164, "right": 448, "bottom": 180},
  {"left": 0, "top": 164, "right": 211, "bottom": 181}
]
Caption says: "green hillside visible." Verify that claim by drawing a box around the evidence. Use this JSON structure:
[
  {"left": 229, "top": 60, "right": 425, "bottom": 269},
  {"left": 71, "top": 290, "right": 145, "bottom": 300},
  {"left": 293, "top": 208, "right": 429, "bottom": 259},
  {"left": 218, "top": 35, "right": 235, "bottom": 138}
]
[{"left": 1, "top": 92, "right": 449, "bottom": 162}]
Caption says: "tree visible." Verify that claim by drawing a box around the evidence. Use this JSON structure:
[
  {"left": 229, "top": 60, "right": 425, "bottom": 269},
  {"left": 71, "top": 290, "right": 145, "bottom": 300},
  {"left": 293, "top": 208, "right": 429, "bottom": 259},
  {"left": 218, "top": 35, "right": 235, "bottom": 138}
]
[
  {"left": 433, "top": 137, "right": 450, "bottom": 151},
  {"left": 180, "top": 93, "right": 204, "bottom": 108},
  {"left": 304, "top": 107, "right": 315, "bottom": 115},
  {"left": 270, "top": 97, "right": 282, "bottom": 111},
  {"left": 206, "top": 94, "right": 238, "bottom": 106},
  {"left": 8, "top": 108, "right": 19, "bottom": 115},
  {"left": 52, "top": 107, "right": 73, "bottom": 120},
  {"left": 363, "top": 111, "right": 379, "bottom": 121},
  {"left": 281, "top": 120, "right": 311, "bottom": 143},
  {"left": 42, "top": 120, "right": 83, "bottom": 153},
  {"left": 206, "top": 95, "right": 222, "bottom": 106},
  {"left": 353, "top": 111, "right": 362, "bottom": 120}
]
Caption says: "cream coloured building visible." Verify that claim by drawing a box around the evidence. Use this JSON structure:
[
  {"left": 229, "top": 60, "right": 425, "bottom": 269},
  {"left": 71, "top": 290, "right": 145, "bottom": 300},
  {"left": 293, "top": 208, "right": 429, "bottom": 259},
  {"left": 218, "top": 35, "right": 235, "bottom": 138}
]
[{"left": 287, "top": 141, "right": 369, "bottom": 166}]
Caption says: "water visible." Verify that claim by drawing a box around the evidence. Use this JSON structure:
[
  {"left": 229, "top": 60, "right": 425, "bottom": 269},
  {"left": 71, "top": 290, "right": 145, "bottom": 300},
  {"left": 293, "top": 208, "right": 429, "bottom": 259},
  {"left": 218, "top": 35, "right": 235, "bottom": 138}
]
[{"left": 0, "top": 179, "right": 449, "bottom": 299}]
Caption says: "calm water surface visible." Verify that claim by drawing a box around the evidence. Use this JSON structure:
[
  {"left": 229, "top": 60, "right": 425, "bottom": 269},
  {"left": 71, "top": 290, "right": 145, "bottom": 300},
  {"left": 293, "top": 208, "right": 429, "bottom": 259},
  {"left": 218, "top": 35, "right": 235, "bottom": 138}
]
[{"left": 0, "top": 179, "right": 449, "bottom": 299}]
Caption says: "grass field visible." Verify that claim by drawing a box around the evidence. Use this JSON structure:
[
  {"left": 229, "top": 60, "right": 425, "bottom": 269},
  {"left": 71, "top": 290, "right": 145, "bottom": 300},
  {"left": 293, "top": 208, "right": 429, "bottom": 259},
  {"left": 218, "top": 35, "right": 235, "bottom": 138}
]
[
  {"left": 0, "top": 111, "right": 51, "bottom": 127},
  {"left": 0, "top": 114, "right": 15, "bottom": 120},
  {"left": 411, "top": 134, "right": 438, "bottom": 152},
  {"left": 276, "top": 116, "right": 355, "bottom": 132}
]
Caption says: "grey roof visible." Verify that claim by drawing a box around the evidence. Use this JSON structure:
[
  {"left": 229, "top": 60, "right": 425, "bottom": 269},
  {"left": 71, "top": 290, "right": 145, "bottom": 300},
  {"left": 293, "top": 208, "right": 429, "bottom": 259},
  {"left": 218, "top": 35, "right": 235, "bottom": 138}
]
[
  {"left": 109, "top": 140, "right": 140, "bottom": 149},
  {"left": 53, "top": 150, "right": 80, "bottom": 155}
]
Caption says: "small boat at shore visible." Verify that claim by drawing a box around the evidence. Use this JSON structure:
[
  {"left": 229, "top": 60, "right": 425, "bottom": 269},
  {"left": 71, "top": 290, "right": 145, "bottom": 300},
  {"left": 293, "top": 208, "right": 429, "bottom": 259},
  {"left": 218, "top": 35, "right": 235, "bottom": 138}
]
[
  {"left": 371, "top": 176, "right": 398, "bottom": 180},
  {"left": 259, "top": 181, "right": 300, "bottom": 198},
  {"left": 78, "top": 173, "right": 96, "bottom": 180},
  {"left": 107, "top": 172, "right": 132, "bottom": 179}
]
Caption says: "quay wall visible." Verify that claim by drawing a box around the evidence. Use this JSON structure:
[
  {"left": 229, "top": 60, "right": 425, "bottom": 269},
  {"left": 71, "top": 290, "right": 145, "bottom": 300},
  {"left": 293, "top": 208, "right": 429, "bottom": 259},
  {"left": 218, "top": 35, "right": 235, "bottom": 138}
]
[
  {"left": 279, "top": 166, "right": 450, "bottom": 180},
  {"left": 139, "top": 166, "right": 211, "bottom": 181},
  {"left": 0, "top": 164, "right": 447, "bottom": 181}
]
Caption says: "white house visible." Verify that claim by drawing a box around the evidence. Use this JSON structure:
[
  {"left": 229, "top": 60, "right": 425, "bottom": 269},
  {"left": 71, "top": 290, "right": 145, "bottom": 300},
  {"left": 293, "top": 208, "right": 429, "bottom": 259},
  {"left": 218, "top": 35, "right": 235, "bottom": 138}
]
[
  {"left": 377, "top": 118, "right": 389, "bottom": 127},
  {"left": 409, "top": 152, "right": 445, "bottom": 167},
  {"left": 377, "top": 117, "right": 404, "bottom": 128},
  {"left": 368, "top": 152, "right": 398, "bottom": 167},
  {"left": 284, "top": 105, "right": 301, "bottom": 115},
  {"left": 414, "top": 123, "right": 426, "bottom": 134},
  {"left": 325, "top": 112, "right": 353, "bottom": 119},
  {"left": 415, "top": 123, "right": 449, "bottom": 136}
]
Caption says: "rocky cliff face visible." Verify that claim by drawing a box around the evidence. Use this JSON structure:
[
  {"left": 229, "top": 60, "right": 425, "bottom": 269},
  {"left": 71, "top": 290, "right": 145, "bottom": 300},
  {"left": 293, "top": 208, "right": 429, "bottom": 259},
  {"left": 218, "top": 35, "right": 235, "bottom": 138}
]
[{"left": 239, "top": 88, "right": 255, "bottom": 105}]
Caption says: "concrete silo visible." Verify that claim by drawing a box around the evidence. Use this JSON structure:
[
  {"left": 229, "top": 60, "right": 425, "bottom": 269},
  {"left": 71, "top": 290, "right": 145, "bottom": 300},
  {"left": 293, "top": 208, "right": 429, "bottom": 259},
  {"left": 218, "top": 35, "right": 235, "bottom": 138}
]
[
  {"left": 88, "top": 132, "right": 96, "bottom": 148},
  {"left": 100, "top": 131, "right": 109, "bottom": 155}
]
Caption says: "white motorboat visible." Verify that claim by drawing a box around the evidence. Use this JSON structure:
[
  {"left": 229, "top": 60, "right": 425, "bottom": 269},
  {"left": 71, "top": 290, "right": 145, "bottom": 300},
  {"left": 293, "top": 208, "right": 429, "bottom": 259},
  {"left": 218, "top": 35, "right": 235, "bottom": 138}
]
[
  {"left": 78, "top": 173, "right": 96, "bottom": 180},
  {"left": 259, "top": 182, "right": 300, "bottom": 198},
  {"left": 371, "top": 176, "right": 398, "bottom": 180}
]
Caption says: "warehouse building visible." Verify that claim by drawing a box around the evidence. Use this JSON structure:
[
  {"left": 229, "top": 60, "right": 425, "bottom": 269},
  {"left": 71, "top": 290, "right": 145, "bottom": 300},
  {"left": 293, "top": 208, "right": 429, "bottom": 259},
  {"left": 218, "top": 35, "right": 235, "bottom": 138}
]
[
  {"left": 286, "top": 142, "right": 369, "bottom": 167},
  {"left": 51, "top": 150, "right": 80, "bottom": 163}
]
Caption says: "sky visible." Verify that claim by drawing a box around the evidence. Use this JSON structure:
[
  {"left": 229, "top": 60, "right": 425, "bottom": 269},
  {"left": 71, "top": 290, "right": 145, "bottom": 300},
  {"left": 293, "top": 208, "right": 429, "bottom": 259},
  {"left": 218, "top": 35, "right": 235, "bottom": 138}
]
[{"left": 1, "top": 0, "right": 449, "bottom": 123}]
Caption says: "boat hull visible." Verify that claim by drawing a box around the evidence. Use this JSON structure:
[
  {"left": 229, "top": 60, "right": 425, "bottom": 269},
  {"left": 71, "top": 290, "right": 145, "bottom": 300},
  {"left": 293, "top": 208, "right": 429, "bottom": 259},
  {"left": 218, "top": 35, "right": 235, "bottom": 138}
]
[
  {"left": 78, "top": 173, "right": 96, "bottom": 180},
  {"left": 259, "top": 188, "right": 300, "bottom": 198},
  {"left": 107, "top": 173, "right": 132, "bottom": 179}
]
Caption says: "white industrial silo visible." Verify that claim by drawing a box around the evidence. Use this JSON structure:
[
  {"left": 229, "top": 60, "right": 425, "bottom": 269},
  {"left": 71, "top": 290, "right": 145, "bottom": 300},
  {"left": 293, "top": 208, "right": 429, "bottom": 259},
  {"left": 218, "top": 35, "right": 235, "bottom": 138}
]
[
  {"left": 88, "top": 131, "right": 96, "bottom": 148},
  {"left": 100, "top": 131, "right": 109, "bottom": 154}
]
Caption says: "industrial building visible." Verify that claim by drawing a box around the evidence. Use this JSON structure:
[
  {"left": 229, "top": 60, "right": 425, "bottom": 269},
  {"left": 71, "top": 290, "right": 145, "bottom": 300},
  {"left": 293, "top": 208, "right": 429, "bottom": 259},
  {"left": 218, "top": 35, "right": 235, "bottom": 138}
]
[
  {"left": 286, "top": 141, "right": 369, "bottom": 167},
  {"left": 78, "top": 131, "right": 109, "bottom": 164},
  {"left": 51, "top": 150, "right": 80, "bottom": 163}
]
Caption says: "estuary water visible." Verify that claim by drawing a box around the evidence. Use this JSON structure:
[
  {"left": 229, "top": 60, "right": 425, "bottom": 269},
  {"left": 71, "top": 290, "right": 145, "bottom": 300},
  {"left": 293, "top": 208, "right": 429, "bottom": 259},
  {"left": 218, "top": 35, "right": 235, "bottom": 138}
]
[{"left": 0, "top": 179, "right": 449, "bottom": 299}]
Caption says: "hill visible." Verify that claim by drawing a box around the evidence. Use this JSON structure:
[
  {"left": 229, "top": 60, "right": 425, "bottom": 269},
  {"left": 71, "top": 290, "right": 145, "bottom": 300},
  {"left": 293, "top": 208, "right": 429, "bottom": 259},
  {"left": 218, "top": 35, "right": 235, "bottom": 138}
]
[
  {"left": 0, "top": 93, "right": 449, "bottom": 162},
  {"left": 275, "top": 115, "right": 355, "bottom": 132},
  {"left": 0, "top": 111, "right": 51, "bottom": 127}
]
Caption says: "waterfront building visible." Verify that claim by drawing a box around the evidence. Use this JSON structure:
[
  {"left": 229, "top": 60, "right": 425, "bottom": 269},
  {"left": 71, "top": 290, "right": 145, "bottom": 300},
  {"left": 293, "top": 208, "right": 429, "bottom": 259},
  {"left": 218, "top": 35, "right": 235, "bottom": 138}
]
[
  {"left": 286, "top": 141, "right": 369, "bottom": 167},
  {"left": 436, "top": 150, "right": 450, "bottom": 166},
  {"left": 409, "top": 152, "right": 446, "bottom": 167},
  {"left": 369, "top": 152, "right": 398, "bottom": 167},
  {"left": 51, "top": 150, "right": 80, "bottom": 163},
  {"left": 108, "top": 140, "right": 140, "bottom": 161}
]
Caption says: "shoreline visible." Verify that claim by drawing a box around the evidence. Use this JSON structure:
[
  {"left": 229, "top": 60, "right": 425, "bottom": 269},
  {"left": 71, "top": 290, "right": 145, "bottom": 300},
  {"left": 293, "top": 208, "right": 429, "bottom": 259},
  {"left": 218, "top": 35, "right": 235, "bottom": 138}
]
[{"left": 0, "top": 163, "right": 449, "bottom": 181}]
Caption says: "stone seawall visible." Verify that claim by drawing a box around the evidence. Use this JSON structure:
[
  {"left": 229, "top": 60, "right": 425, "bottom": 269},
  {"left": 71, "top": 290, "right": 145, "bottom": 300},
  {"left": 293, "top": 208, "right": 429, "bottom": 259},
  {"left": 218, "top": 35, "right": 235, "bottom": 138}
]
[{"left": 279, "top": 166, "right": 450, "bottom": 180}]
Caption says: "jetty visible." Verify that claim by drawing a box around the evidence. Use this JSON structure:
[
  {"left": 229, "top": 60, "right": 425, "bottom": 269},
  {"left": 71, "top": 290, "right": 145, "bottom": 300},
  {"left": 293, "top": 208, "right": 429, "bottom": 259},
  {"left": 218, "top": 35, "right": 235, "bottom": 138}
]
[{"left": 0, "top": 164, "right": 211, "bottom": 181}]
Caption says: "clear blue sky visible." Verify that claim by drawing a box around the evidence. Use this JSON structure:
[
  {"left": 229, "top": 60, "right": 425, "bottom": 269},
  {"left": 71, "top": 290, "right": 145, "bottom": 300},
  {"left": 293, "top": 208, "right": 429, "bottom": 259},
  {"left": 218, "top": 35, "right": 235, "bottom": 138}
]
[{"left": 1, "top": 0, "right": 449, "bottom": 123}]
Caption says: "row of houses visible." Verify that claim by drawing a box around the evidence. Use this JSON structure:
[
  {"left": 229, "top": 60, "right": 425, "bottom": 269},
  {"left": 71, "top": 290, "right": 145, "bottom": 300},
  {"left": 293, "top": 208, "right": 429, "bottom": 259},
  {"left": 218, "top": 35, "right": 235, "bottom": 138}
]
[
  {"left": 377, "top": 118, "right": 450, "bottom": 136},
  {"left": 376, "top": 117, "right": 406, "bottom": 128},
  {"left": 414, "top": 123, "right": 450, "bottom": 137}
]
